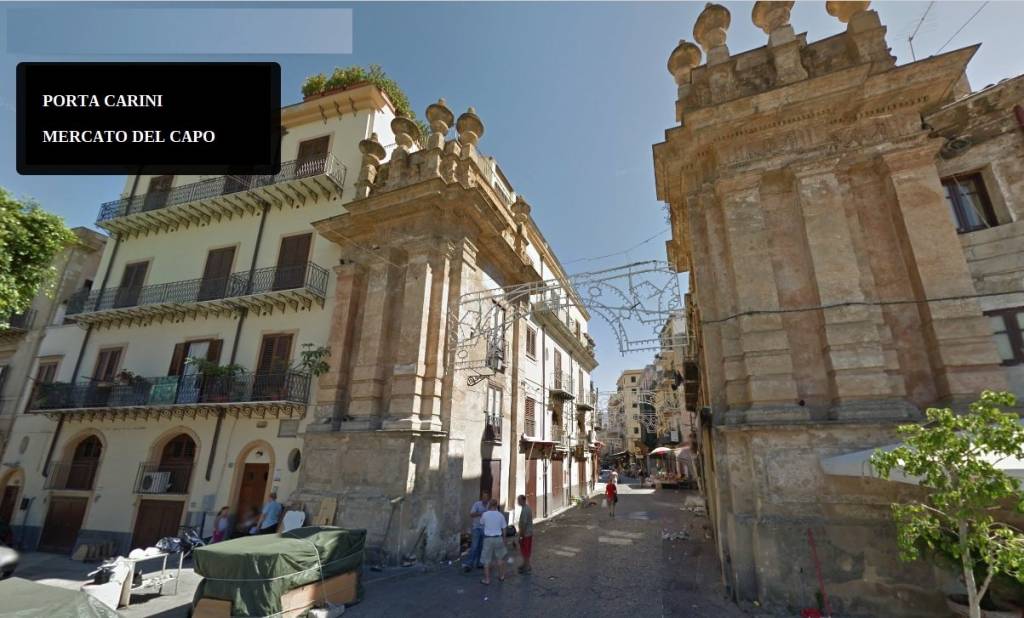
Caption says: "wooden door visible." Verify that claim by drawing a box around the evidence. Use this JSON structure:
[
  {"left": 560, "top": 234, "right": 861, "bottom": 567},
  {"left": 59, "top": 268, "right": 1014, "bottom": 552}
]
[
  {"left": 38, "top": 496, "right": 87, "bottom": 553},
  {"left": 67, "top": 435, "right": 102, "bottom": 490},
  {"left": 132, "top": 500, "right": 184, "bottom": 550},
  {"left": 526, "top": 459, "right": 537, "bottom": 514},
  {"left": 198, "top": 247, "right": 236, "bottom": 301},
  {"left": 114, "top": 261, "right": 148, "bottom": 308},
  {"left": 236, "top": 463, "right": 269, "bottom": 528},
  {"left": 143, "top": 175, "right": 174, "bottom": 211},
  {"left": 0, "top": 485, "right": 18, "bottom": 524},
  {"left": 579, "top": 460, "right": 587, "bottom": 497},
  {"left": 295, "top": 136, "right": 330, "bottom": 178},
  {"left": 481, "top": 459, "right": 501, "bottom": 505},
  {"left": 553, "top": 350, "right": 563, "bottom": 389},
  {"left": 255, "top": 333, "right": 293, "bottom": 399},
  {"left": 273, "top": 234, "right": 311, "bottom": 291},
  {"left": 552, "top": 459, "right": 563, "bottom": 507}
]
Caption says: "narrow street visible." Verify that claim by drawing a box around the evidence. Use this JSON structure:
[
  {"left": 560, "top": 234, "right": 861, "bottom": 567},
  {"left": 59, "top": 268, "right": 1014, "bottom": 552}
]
[{"left": 349, "top": 481, "right": 751, "bottom": 617}]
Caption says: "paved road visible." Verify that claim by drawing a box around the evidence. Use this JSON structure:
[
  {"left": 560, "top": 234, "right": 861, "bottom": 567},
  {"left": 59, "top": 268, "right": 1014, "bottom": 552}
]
[{"left": 350, "top": 482, "right": 751, "bottom": 617}]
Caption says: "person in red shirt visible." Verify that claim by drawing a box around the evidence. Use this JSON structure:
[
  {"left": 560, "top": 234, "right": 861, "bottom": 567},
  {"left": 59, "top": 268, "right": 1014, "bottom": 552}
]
[{"left": 605, "top": 476, "right": 618, "bottom": 518}]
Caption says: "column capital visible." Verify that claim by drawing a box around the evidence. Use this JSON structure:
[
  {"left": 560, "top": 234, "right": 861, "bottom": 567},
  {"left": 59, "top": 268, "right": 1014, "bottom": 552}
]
[
  {"left": 713, "top": 171, "right": 762, "bottom": 197},
  {"left": 789, "top": 157, "right": 841, "bottom": 180},
  {"left": 879, "top": 141, "right": 941, "bottom": 175}
]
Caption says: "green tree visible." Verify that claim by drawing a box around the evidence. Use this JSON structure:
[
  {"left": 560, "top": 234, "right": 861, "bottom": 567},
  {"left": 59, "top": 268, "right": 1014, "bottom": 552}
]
[
  {"left": 871, "top": 391, "right": 1024, "bottom": 618},
  {"left": 0, "top": 189, "right": 76, "bottom": 324}
]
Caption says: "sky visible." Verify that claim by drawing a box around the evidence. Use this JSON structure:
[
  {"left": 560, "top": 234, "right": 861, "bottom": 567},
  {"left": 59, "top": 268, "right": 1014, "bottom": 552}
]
[{"left": 2, "top": 1, "right": 1023, "bottom": 391}]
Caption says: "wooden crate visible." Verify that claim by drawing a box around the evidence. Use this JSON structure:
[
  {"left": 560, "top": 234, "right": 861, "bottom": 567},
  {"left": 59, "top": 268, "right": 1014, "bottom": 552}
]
[
  {"left": 280, "top": 571, "right": 358, "bottom": 617},
  {"left": 193, "top": 598, "right": 232, "bottom": 618}
]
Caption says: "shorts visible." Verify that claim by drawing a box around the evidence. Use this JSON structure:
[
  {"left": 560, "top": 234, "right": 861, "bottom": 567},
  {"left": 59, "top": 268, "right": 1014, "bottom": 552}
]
[
  {"left": 519, "top": 535, "right": 533, "bottom": 559},
  {"left": 481, "top": 536, "right": 507, "bottom": 563}
]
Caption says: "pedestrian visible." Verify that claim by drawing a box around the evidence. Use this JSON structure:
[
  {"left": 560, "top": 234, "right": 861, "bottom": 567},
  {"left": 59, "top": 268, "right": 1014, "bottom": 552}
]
[
  {"left": 254, "top": 491, "right": 282, "bottom": 535},
  {"left": 211, "top": 506, "right": 231, "bottom": 543},
  {"left": 516, "top": 495, "right": 533, "bottom": 574},
  {"left": 479, "top": 499, "right": 508, "bottom": 585},
  {"left": 605, "top": 476, "right": 618, "bottom": 517},
  {"left": 237, "top": 506, "right": 259, "bottom": 538},
  {"left": 462, "top": 490, "right": 490, "bottom": 572}
]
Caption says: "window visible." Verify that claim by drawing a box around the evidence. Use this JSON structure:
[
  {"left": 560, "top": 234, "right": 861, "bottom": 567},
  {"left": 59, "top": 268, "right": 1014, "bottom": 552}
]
[
  {"left": 524, "top": 397, "right": 536, "bottom": 436},
  {"left": 36, "top": 360, "right": 59, "bottom": 384},
  {"left": 942, "top": 174, "right": 998, "bottom": 233},
  {"left": 93, "top": 347, "right": 123, "bottom": 382},
  {"left": 296, "top": 136, "right": 330, "bottom": 177},
  {"left": 526, "top": 327, "right": 537, "bottom": 358},
  {"left": 633, "top": 427, "right": 639, "bottom": 434},
  {"left": 575, "top": 320, "right": 581, "bottom": 340},
  {"left": 987, "top": 308, "right": 1024, "bottom": 366},
  {"left": 630, "top": 376, "right": 637, "bottom": 383},
  {"left": 485, "top": 386, "right": 503, "bottom": 442}
]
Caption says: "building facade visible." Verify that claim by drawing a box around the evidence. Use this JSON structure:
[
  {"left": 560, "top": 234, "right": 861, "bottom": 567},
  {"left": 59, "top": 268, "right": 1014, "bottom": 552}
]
[
  {"left": 0, "top": 227, "right": 106, "bottom": 529},
  {"left": 654, "top": 2, "right": 1017, "bottom": 615},
  {"left": 0, "top": 85, "right": 600, "bottom": 560}
]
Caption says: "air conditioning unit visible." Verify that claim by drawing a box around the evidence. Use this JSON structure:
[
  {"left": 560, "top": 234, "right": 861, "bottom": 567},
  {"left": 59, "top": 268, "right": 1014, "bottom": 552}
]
[{"left": 139, "top": 471, "right": 171, "bottom": 494}]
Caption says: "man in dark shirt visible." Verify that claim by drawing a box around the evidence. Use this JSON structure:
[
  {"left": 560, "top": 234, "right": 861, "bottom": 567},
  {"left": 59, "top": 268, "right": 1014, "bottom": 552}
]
[{"left": 516, "top": 494, "right": 534, "bottom": 574}]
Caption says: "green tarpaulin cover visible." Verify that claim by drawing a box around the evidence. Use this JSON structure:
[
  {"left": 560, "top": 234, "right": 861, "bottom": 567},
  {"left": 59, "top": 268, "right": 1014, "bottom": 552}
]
[
  {"left": 0, "top": 577, "right": 121, "bottom": 618},
  {"left": 193, "top": 526, "right": 365, "bottom": 617}
]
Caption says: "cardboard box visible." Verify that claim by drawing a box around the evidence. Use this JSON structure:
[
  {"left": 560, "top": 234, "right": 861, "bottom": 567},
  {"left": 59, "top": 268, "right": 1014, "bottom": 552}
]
[{"left": 280, "top": 571, "right": 358, "bottom": 617}]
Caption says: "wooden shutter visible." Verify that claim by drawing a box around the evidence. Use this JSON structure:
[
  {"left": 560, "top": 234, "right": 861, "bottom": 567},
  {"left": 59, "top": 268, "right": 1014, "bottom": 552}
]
[
  {"left": 168, "top": 343, "right": 187, "bottom": 376},
  {"left": 37, "top": 362, "right": 58, "bottom": 384},
  {"left": 143, "top": 175, "right": 174, "bottom": 211},
  {"left": 207, "top": 339, "right": 223, "bottom": 364},
  {"left": 115, "top": 262, "right": 148, "bottom": 308},
  {"left": 257, "top": 334, "right": 293, "bottom": 373},
  {"left": 273, "top": 234, "right": 312, "bottom": 290},
  {"left": 199, "top": 247, "right": 235, "bottom": 300},
  {"left": 553, "top": 350, "right": 562, "bottom": 389},
  {"left": 94, "top": 348, "right": 122, "bottom": 382},
  {"left": 296, "top": 136, "right": 330, "bottom": 177}
]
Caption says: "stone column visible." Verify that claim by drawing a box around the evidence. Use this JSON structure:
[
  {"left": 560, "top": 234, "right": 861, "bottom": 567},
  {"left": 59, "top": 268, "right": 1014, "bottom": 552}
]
[
  {"left": 716, "top": 173, "right": 800, "bottom": 414},
  {"left": 313, "top": 261, "right": 366, "bottom": 431},
  {"left": 416, "top": 246, "right": 453, "bottom": 432},
  {"left": 882, "top": 143, "right": 1007, "bottom": 400},
  {"left": 384, "top": 248, "right": 435, "bottom": 431},
  {"left": 346, "top": 258, "right": 394, "bottom": 428},
  {"left": 793, "top": 161, "right": 900, "bottom": 410}
]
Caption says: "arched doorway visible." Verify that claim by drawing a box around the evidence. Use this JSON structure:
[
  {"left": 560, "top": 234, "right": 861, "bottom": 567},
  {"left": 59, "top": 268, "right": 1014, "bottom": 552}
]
[
  {"left": 132, "top": 432, "right": 196, "bottom": 550},
  {"left": 39, "top": 433, "right": 103, "bottom": 553},
  {"left": 230, "top": 442, "right": 274, "bottom": 537}
]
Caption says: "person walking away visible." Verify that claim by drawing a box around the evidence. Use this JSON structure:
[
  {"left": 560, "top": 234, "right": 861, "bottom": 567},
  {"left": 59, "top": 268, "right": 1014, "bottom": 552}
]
[
  {"left": 479, "top": 500, "right": 508, "bottom": 585},
  {"left": 211, "top": 506, "right": 231, "bottom": 543},
  {"left": 237, "top": 507, "right": 259, "bottom": 538},
  {"left": 605, "top": 477, "right": 618, "bottom": 518},
  {"left": 254, "top": 491, "right": 282, "bottom": 535},
  {"left": 462, "top": 490, "right": 490, "bottom": 572},
  {"left": 516, "top": 495, "right": 533, "bottom": 574}
]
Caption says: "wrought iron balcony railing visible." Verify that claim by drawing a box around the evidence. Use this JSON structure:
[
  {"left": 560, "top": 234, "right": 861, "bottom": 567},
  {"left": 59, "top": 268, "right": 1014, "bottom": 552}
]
[
  {"left": 484, "top": 410, "right": 503, "bottom": 442},
  {"left": 2, "top": 309, "right": 36, "bottom": 331},
  {"left": 134, "top": 462, "right": 194, "bottom": 494},
  {"left": 31, "top": 370, "right": 311, "bottom": 412},
  {"left": 97, "top": 155, "right": 346, "bottom": 223},
  {"left": 549, "top": 371, "right": 574, "bottom": 399},
  {"left": 45, "top": 460, "right": 99, "bottom": 491},
  {"left": 65, "top": 262, "right": 329, "bottom": 316}
]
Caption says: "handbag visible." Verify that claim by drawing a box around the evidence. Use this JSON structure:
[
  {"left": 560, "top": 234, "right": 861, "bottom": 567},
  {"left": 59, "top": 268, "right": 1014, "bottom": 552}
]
[{"left": 504, "top": 525, "right": 517, "bottom": 538}]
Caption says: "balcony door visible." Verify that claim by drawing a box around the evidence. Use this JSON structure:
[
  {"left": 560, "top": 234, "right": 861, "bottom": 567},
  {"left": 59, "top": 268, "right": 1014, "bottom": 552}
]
[
  {"left": 168, "top": 339, "right": 222, "bottom": 404},
  {"left": 114, "top": 261, "right": 148, "bottom": 308},
  {"left": 198, "top": 247, "right": 236, "bottom": 301},
  {"left": 295, "top": 136, "right": 329, "bottom": 179},
  {"left": 272, "top": 233, "right": 311, "bottom": 291},
  {"left": 255, "top": 333, "right": 292, "bottom": 400},
  {"left": 143, "top": 175, "right": 174, "bottom": 212},
  {"left": 67, "top": 435, "right": 102, "bottom": 491}
]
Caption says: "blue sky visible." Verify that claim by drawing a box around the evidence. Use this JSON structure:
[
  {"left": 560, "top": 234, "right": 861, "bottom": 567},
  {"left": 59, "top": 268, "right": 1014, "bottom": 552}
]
[{"left": 2, "top": 1, "right": 1022, "bottom": 390}]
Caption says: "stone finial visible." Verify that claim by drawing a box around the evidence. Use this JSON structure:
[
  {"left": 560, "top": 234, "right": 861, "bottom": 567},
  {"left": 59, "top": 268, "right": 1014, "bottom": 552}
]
[
  {"left": 826, "top": 0, "right": 871, "bottom": 24},
  {"left": 752, "top": 1, "right": 794, "bottom": 35},
  {"left": 425, "top": 98, "right": 454, "bottom": 149},
  {"left": 693, "top": 3, "right": 731, "bottom": 60},
  {"left": 511, "top": 195, "right": 531, "bottom": 224},
  {"left": 355, "top": 132, "right": 386, "bottom": 197},
  {"left": 667, "top": 40, "right": 702, "bottom": 85},
  {"left": 391, "top": 116, "right": 421, "bottom": 151},
  {"left": 456, "top": 107, "right": 484, "bottom": 147}
]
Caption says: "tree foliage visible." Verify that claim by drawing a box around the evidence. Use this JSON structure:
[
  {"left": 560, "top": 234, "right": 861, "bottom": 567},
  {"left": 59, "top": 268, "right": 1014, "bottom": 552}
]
[
  {"left": 0, "top": 188, "right": 76, "bottom": 323},
  {"left": 871, "top": 391, "right": 1024, "bottom": 618}
]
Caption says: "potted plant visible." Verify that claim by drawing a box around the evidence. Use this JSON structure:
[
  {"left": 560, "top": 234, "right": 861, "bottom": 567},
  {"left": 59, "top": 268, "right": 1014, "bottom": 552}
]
[
  {"left": 871, "top": 391, "right": 1024, "bottom": 618},
  {"left": 185, "top": 357, "right": 246, "bottom": 403}
]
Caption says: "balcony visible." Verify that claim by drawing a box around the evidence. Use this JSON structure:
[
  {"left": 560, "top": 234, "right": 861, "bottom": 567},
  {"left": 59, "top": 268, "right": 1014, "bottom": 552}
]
[
  {"left": 484, "top": 411, "right": 503, "bottom": 443},
  {"left": 531, "top": 300, "right": 597, "bottom": 370},
  {"left": 134, "top": 462, "right": 193, "bottom": 495},
  {"left": 65, "top": 262, "right": 329, "bottom": 327},
  {"left": 576, "top": 391, "right": 597, "bottom": 411},
  {"left": 1, "top": 309, "right": 36, "bottom": 338},
  {"left": 30, "top": 370, "right": 310, "bottom": 421},
  {"left": 44, "top": 460, "right": 99, "bottom": 491},
  {"left": 549, "top": 371, "right": 574, "bottom": 400},
  {"left": 96, "top": 155, "right": 347, "bottom": 236}
]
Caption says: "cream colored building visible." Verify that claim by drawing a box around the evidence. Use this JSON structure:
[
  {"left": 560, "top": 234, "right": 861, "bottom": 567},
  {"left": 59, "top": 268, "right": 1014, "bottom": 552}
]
[
  {"left": 614, "top": 369, "right": 648, "bottom": 460},
  {"left": 0, "top": 84, "right": 600, "bottom": 558}
]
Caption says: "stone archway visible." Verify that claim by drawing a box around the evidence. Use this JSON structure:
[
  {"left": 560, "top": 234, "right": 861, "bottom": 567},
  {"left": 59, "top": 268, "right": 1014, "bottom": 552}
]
[{"left": 228, "top": 441, "right": 275, "bottom": 533}]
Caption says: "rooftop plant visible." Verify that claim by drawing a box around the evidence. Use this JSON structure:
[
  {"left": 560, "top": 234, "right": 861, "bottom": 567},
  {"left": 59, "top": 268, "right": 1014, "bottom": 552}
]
[{"left": 301, "top": 65, "right": 429, "bottom": 136}]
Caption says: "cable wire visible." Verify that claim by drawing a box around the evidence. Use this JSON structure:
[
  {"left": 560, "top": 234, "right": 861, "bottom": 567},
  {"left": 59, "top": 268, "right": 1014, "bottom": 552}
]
[
  {"left": 562, "top": 227, "right": 670, "bottom": 265},
  {"left": 935, "top": 1, "right": 988, "bottom": 55}
]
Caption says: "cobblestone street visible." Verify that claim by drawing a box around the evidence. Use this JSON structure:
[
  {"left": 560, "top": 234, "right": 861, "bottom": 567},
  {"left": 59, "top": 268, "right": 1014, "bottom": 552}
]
[{"left": 349, "top": 482, "right": 751, "bottom": 617}]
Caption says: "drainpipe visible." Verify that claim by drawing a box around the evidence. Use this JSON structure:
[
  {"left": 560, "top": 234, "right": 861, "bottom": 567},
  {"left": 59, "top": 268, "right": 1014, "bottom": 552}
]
[
  {"left": 539, "top": 257, "right": 548, "bottom": 518},
  {"left": 44, "top": 172, "right": 141, "bottom": 477}
]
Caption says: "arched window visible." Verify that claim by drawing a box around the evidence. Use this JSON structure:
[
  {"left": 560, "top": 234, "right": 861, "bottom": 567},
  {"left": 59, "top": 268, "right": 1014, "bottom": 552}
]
[
  {"left": 158, "top": 434, "right": 196, "bottom": 494},
  {"left": 67, "top": 436, "right": 102, "bottom": 490}
]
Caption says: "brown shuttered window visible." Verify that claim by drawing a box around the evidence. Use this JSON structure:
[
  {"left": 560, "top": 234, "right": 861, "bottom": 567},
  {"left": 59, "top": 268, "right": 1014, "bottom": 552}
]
[
  {"left": 37, "top": 361, "right": 58, "bottom": 384},
  {"left": 144, "top": 175, "right": 174, "bottom": 211},
  {"left": 199, "top": 247, "right": 236, "bottom": 301},
  {"left": 524, "top": 397, "right": 536, "bottom": 436},
  {"left": 296, "top": 136, "right": 330, "bottom": 178},
  {"left": 257, "top": 334, "right": 293, "bottom": 374},
  {"left": 115, "top": 261, "right": 148, "bottom": 308},
  {"left": 525, "top": 327, "right": 537, "bottom": 358},
  {"left": 273, "top": 234, "right": 312, "bottom": 291},
  {"left": 94, "top": 348, "right": 123, "bottom": 382},
  {"left": 168, "top": 339, "right": 223, "bottom": 375}
]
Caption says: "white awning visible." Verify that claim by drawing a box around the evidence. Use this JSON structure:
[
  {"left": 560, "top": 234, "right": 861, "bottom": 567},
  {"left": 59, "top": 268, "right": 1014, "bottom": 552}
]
[{"left": 821, "top": 422, "right": 1024, "bottom": 486}]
